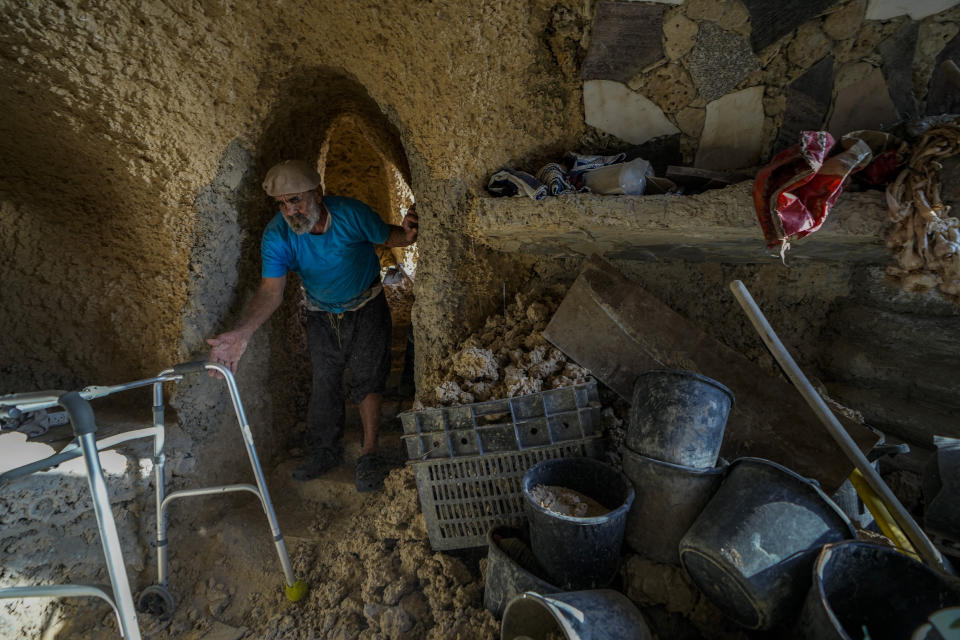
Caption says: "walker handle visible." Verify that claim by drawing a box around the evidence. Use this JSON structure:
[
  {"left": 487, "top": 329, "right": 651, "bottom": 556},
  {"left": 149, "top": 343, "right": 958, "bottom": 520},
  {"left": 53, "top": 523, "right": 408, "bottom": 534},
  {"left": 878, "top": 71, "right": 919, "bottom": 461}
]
[
  {"left": 59, "top": 391, "right": 97, "bottom": 436},
  {"left": 172, "top": 360, "right": 209, "bottom": 376},
  {"left": 0, "top": 405, "right": 21, "bottom": 421}
]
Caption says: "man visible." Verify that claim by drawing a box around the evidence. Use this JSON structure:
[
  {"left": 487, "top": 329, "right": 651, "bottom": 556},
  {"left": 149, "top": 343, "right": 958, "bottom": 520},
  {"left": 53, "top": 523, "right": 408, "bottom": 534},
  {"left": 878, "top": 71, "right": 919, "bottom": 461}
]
[{"left": 207, "top": 159, "right": 418, "bottom": 492}]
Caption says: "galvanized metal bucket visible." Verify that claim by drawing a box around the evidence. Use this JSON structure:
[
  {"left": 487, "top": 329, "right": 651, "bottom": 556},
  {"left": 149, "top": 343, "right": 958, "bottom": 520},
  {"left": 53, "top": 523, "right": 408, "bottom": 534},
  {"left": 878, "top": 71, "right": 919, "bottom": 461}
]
[
  {"left": 797, "top": 540, "right": 960, "bottom": 640},
  {"left": 627, "top": 370, "right": 733, "bottom": 469},
  {"left": 483, "top": 525, "right": 560, "bottom": 619},
  {"left": 678, "top": 457, "right": 856, "bottom": 630},
  {"left": 500, "top": 589, "right": 652, "bottom": 640},
  {"left": 622, "top": 448, "right": 727, "bottom": 565}
]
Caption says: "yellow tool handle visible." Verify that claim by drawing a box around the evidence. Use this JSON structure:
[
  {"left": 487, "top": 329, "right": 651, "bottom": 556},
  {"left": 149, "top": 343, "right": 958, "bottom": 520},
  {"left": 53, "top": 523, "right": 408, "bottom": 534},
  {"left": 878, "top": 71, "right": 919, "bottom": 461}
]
[{"left": 849, "top": 468, "right": 919, "bottom": 560}]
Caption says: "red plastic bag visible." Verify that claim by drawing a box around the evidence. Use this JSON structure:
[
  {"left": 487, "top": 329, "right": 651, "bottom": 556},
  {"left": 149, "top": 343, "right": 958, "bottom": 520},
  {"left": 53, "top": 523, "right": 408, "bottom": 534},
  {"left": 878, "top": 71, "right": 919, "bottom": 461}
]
[{"left": 753, "top": 131, "right": 873, "bottom": 257}]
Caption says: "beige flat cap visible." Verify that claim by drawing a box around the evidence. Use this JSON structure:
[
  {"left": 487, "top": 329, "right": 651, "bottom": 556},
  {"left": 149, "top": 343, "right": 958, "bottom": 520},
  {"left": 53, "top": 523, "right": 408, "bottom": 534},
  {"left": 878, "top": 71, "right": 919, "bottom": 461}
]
[{"left": 262, "top": 160, "right": 322, "bottom": 196}]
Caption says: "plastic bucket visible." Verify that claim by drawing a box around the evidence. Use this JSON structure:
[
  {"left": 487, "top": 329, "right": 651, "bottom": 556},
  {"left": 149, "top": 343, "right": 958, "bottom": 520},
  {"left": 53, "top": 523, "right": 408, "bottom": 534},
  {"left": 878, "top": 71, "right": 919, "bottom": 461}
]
[
  {"left": 622, "top": 448, "right": 727, "bottom": 565},
  {"left": 678, "top": 457, "right": 855, "bottom": 630},
  {"left": 483, "top": 525, "right": 561, "bottom": 619},
  {"left": 522, "top": 457, "right": 635, "bottom": 590},
  {"left": 500, "top": 589, "right": 652, "bottom": 640},
  {"left": 627, "top": 370, "right": 733, "bottom": 469},
  {"left": 796, "top": 541, "right": 960, "bottom": 640}
]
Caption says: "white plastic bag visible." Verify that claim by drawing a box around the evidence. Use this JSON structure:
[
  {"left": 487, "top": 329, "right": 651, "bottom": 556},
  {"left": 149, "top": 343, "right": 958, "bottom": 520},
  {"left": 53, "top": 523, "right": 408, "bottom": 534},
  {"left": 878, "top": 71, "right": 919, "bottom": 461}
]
[{"left": 582, "top": 157, "right": 653, "bottom": 195}]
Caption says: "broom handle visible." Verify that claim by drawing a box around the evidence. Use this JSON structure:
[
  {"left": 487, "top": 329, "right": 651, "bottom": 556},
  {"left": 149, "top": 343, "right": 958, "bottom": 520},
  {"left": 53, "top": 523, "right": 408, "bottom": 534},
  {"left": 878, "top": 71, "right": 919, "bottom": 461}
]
[{"left": 729, "top": 280, "right": 951, "bottom": 574}]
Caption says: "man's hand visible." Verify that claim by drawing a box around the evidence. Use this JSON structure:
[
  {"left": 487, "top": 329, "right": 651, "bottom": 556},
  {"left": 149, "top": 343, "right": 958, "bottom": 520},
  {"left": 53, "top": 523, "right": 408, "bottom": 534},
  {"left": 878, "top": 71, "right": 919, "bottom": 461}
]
[
  {"left": 401, "top": 205, "right": 418, "bottom": 244},
  {"left": 384, "top": 205, "right": 419, "bottom": 248},
  {"left": 205, "top": 276, "right": 285, "bottom": 377},
  {"left": 206, "top": 330, "right": 250, "bottom": 376}
]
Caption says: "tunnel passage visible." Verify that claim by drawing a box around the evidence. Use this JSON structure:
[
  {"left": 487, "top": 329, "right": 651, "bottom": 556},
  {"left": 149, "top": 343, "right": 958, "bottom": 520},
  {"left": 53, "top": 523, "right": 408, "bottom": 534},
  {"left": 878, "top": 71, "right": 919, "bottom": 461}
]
[
  {"left": 242, "top": 69, "right": 416, "bottom": 453},
  {"left": 321, "top": 113, "right": 417, "bottom": 276}
]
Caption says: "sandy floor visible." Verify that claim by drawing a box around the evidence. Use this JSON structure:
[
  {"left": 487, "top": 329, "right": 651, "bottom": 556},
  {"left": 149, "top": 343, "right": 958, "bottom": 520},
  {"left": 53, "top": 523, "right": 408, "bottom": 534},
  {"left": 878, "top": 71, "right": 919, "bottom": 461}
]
[{"left": 36, "top": 424, "right": 497, "bottom": 640}]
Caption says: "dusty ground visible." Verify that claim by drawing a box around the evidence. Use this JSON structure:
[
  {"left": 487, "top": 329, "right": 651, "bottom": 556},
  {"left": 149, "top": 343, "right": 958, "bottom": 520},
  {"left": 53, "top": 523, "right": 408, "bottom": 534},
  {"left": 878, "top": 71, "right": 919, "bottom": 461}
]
[
  {"left": 11, "top": 416, "right": 737, "bottom": 640},
  {"left": 26, "top": 437, "right": 499, "bottom": 640}
]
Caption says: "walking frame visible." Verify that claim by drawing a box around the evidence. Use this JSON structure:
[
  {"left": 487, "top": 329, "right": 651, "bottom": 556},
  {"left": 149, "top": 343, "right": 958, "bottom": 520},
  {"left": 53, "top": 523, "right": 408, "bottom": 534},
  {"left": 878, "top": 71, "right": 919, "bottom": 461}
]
[{"left": 0, "top": 361, "right": 308, "bottom": 639}]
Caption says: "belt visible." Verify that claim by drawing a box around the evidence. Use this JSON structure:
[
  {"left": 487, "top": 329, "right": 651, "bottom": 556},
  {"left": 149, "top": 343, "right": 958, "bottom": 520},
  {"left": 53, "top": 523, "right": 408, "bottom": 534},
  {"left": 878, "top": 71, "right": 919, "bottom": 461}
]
[{"left": 305, "top": 279, "right": 382, "bottom": 315}]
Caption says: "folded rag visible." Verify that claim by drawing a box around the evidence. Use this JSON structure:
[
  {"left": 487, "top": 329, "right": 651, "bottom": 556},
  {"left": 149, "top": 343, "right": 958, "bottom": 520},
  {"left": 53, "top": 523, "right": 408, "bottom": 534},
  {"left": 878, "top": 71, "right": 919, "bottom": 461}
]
[
  {"left": 537, "top": 162, "right": 577, "bottom": 196},
  {"left": 487, "top": 168, "right": 548, "bottom": 201}
]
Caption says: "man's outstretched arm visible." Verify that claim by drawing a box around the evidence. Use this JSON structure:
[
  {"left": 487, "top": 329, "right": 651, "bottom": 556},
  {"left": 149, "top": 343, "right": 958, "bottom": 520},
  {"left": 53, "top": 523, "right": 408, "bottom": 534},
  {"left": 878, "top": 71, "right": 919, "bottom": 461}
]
[{"left": 206, "top": 275, "right": 286, "bottom": 374}]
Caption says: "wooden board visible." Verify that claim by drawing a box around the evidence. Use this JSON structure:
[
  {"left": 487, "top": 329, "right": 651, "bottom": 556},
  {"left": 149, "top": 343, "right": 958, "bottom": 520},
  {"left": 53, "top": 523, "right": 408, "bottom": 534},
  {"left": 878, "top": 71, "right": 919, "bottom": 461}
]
[{"left": 543, "top": 255, "right": 879, "bottom": 491}]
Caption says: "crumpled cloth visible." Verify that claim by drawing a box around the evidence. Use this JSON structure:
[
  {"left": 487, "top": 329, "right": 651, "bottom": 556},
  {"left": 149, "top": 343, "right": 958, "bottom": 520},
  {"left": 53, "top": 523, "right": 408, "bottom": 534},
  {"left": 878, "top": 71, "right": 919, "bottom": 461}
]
[
  {"left": 486, "top": 168, "right": 547, "bottom": 200},
  {"left": 753, "top": 130, "right": 873, "bottom": 258},
  {"left": 487, "top": 151, "right": 633, "bottom": 200}
]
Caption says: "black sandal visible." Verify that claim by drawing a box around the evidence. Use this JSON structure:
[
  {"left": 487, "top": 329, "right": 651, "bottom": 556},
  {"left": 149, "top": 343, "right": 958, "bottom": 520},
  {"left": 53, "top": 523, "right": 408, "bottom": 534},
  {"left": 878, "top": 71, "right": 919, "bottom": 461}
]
[
  {"left": 292, "top": 447, "right": 343, "bottom": 481},
  {"left": 355, "top": 453, "right": 386, "bottom": 493}
]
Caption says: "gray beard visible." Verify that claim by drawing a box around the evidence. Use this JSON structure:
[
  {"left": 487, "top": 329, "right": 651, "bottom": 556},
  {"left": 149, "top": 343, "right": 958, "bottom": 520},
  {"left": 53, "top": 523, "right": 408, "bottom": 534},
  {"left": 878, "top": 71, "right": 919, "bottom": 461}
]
[{"left": 284, "top": 199, "right": 321, "bottom": 234}]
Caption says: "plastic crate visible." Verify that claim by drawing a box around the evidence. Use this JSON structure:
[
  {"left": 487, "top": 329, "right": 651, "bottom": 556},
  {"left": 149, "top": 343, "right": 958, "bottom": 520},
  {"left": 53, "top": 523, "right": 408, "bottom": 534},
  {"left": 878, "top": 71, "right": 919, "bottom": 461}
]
[
  {"left": 399, "top": 381, "right": 601, "bottom": 460},
  {"left": 413, "top": 437, "right": 602, "bottom": 551}
]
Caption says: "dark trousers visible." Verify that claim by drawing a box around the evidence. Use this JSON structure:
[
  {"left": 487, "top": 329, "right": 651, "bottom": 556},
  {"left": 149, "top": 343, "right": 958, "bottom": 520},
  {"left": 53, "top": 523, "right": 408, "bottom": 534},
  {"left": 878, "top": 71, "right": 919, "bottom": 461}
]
[{"left": 304, "top": 291, "right": 392, "bottom": 453}]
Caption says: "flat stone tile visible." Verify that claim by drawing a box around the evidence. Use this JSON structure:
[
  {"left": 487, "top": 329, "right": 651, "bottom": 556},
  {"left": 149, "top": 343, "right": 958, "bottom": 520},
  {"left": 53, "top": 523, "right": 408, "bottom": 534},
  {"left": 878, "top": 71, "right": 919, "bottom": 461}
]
[
  {"left": 584, "top": 80, "right": 680, "bottom": 144},
  {"left": 687, "top": 22, "right": 759, "bottom": 102},
  {"left": 696, "top": 86, "right": 766, "bottom": 170},
  {"left": 828, "top": 67, "right": 900, "bottom": 137},
  {"left": 774, "top": 55, "right": 834, "bottom": 152},
  {"left": 926, "top": 31, "right": 960, "bottom": 115},
  {"left": 582, "top": 2, "right": 667, "bottom": 82},
  {"left": 663, "top": 11, "right": 699, "bottom": 60},
  {"left": 742, "top": 0, "right": 839, "bottom": 52},
  {"left": 866, "top": 0, "right": 959, "bottom": 21},
  {"left": 824, "top": 0, "right": 867, "bottom": 41},
  {"left": 879, "top": 22, "right": 920, "bottom": 120}
]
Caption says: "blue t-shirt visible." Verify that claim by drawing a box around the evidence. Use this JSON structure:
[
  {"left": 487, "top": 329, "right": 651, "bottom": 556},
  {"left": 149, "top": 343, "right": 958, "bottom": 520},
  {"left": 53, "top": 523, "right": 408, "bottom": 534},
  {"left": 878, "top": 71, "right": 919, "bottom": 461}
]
[{"left": 261, "top": 196, "right": 390, "bottom": 313}]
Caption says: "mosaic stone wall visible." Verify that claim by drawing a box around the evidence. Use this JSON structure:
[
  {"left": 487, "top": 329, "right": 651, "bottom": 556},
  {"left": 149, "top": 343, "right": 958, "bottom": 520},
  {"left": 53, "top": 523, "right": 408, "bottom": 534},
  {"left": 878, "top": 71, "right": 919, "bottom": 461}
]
[{"left": 581, "top": 0, "right": 960, "bottom": 170}]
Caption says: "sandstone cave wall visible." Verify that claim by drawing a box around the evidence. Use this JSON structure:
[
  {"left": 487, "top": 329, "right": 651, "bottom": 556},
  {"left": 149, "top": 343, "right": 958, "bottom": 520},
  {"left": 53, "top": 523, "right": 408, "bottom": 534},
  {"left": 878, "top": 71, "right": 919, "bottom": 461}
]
[
  {"left": 0, "top": 2, "right": 583, "bottom": 617},
  {"left": 3, "top": 0, "right": 960, "bottom": 478}
]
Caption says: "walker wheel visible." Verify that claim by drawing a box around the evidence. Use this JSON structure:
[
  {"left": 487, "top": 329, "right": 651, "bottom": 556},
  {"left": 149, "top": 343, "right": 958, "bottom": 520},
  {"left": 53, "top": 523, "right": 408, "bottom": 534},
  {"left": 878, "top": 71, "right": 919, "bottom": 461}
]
[
  {"left": 285, "top": 579, "right": 309, "bottom": 602},
  {"left": 137, "top": 584, "right": 175, "bottom": 620}
]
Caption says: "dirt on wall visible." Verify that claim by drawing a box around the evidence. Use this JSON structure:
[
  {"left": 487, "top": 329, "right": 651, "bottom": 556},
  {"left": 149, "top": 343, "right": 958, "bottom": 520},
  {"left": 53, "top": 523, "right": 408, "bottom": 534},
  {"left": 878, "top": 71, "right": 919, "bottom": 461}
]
[
  {"left": 0, "top": 0, "right": 588, "bottom": 410},
  {"left": 5, "top": 0, "right": 960, "bottom": 465}
]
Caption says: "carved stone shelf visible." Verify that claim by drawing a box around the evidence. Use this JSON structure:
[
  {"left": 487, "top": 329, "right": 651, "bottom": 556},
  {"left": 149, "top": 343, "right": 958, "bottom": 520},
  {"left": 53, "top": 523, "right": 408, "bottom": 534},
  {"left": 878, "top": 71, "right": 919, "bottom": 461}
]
[{"left": 467, "top": 181, "right": 890, "bottom": 263}]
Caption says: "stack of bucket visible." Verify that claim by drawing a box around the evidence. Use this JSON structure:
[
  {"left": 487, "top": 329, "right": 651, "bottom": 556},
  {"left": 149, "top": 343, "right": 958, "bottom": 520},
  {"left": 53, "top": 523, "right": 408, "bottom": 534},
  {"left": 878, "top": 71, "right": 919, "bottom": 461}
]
[
  {"left": 485, "top": 457, "right": 655, "bottom": 639},
  {"left": 482, "top": 456, "right": 637, "bottom": 610},
  {"left": 622, "top": 369, "right": 733, "bottom": 565},
  {"left": 623, "top": 370, "right": 864, "bottom": 630}
]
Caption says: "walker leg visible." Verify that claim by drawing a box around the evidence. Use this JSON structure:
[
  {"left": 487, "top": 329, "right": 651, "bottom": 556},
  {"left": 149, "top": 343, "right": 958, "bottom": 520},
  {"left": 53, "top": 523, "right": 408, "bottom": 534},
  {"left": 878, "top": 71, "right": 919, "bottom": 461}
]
[
  {"left": 135, "top": 382, "right": 177, "bottom": 621},
  {"left": 77, "top": 430, "right": 142, "bottom": 639},
  {"left": 150, "top": 382, "right": 169, "bottom": 590},
  {"left": 136, "top": 584, "right": 174, "bottom": 620},
  {"left": 215, "top": 367, "right": 308, "bottom": 601}
]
